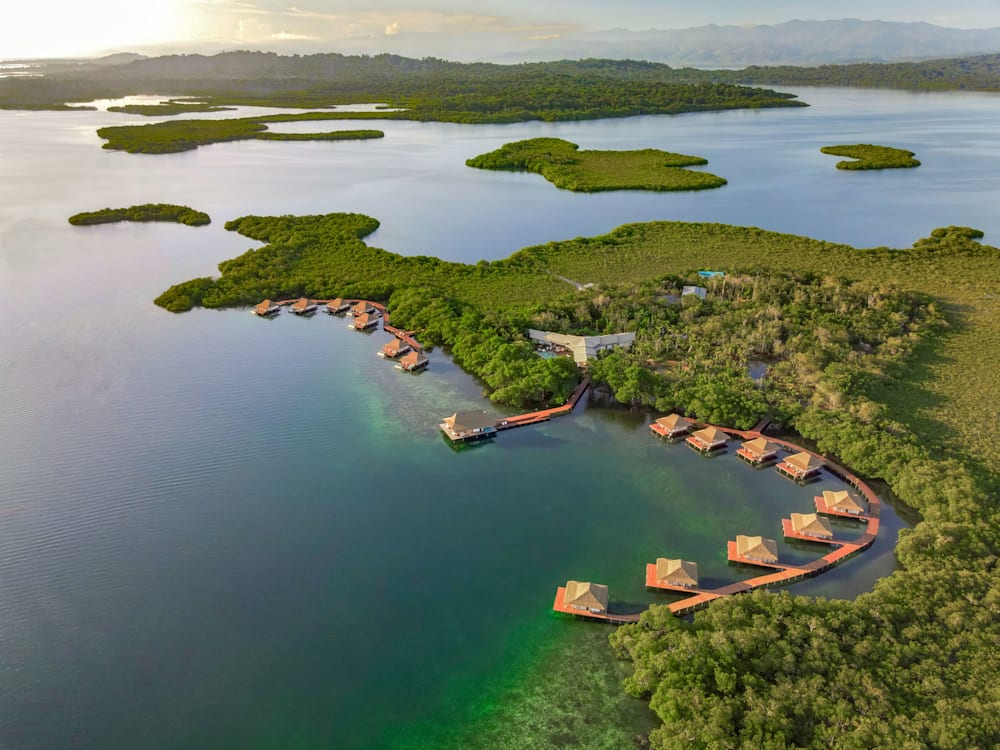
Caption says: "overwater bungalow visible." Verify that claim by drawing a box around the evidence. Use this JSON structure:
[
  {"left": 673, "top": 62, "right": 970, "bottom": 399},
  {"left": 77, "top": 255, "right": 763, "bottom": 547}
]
[
  {"left": 351, "top": 300, "right": 376, "bottom": 317},
  {"left": 650, "top": 413, "right": 693, "bottom": 439},
  {"left": 735, "top": 535, "right": 779, "bottom": 563},
  {"left": 655, "top": 558, "right": 699, "bottom": 588},
  {"left": 817, "top": 489, "right": 868, "bottom": 517},
  {"left": 396, "top": 351, "right": 429, "bottom": 372},
  {"left": 737, "top": 437, "right": 781, "bottom": 465},
  {"left": 440, "top": 410, "right": 497, "bottom": 443},
  {"left": 379, "top": 337, "right": 411, "bottom": 359},
  {"left": 349, "top": 312, "right": 379, "bottom": 331},
  {"left": 290, "top": 297, "right": 317, "bottom": 315},
  {"left": 563, "top": 580, "right": 609, "bottom": 614},
  {"left": 325, "top": 297, "right": 350, "bottom": 314},
  {"left": 789, "top": 512, "right": 834, "bottom": 539},
  {"left": 253, "top": 299, "right": 280, "bottom": 316},
  {"left": 777, "top": 451, "right": 824, "bottom": 481},
  {"left": 686, "top": 426, "right": 729, "bottom": 453}
]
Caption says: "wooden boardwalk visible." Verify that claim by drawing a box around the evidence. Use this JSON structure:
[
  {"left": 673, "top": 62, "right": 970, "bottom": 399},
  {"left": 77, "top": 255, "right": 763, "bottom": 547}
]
[
  {"left": 552, "top": 586, "right": 641, "bottom": 624},
  {"left": 495, "top": 377, "right": 591, "bottom": 431},
  {"left": 273, "top": 297, "right": 426, "bottom": 354}
]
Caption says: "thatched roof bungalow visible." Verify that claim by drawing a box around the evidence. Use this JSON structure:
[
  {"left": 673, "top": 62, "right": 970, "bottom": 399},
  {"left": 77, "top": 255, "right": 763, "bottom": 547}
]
[
  {"left": 735, "top": 535, "right": 779, "bottom": 563},
  {"left": 325, "top": 297, "right": 350, "bottom": 314},
  {"left": 824, "top": 489, "right": 867, "bottom": 515},
  {"left": 253, "top": 299, "right": 280, "bottom": 316},
  {"left": 687, "top": 426, "right": 729, "bottom": 452},
  {"left": 381, "top": 337, "right": 411, "bottom": 358},
  {"left": 790, "top": 512, "right": 834, "bottom": 539},
  {"left": 397, "top": 351, "right": 428, "bottom": 372},
  {"left": 351, "top": 300, "right": 376, "bottom": 317},
  {"left": 564, "top": 580, "right": 609, "bottom": 613},
  {"left": 655, "top": 558, "right": 699, "bottom": 588},
  {"left": 779, "top": 451, "right": 824, "bottom": 479},
  {"left": 440, "top": 410, "right": 497, "bottom": 442},
  {"left": 651, "top": 413, "right": 693, "bottom": 438},
  {"left": 350, "top": 312, "right": 378, "bottom": 330},
  {"left": 291, "top": 297, "right": 317, "bottom": 315},
  {"left": 738, "top": 437, "right": 781, "bottom": 463}
]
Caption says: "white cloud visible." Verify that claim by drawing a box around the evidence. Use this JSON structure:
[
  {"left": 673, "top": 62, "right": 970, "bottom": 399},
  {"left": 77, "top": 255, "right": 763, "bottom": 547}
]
[
  {"left": 270, "top": 30, "right": 317, "bottom": 40},
  {"left": 526, "top": 33, "right": 560, "bottom": 41},
  {"left": 384, "top": 21, "right": 400, "bottom": 36}
]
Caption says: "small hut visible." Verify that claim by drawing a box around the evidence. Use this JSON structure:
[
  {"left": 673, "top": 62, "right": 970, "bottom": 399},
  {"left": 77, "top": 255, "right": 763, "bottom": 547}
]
[
  {"left": 778, "top": 451, "right": 824, "bottom": 480},
  {"left": 380, "top": 337, "right": 411, "bottom": 359},
  {"left": 325, "top": 298, "right": 350, "bottom": 314},
  {"left": 790, "top": 512, "right": 834, "bottom": 539},
  {"left": 440, "top": 410, "right": 497, "bottom": 443},
  {"left": 823, "top": 489, "right": 867, "bottom": 516},
  {"left": 396, "top": 351, "right": 429, "bottom": 372},
  {"left": 655, "top": 558, "right": 699, "bottom": 588},
  {"left": 738, "top": 437, "right": 781, "bottom": 465},
  {"left": 686, "top": 426, "right": 729, "bottom": 453},
  {"left": 650, "top": 413, "right": 693, "bottom": 439},
  {"left": 735, "top": 535, "right": 779, "bottom": 563},
  {"left": 563, "top": 580, "right": 609, "bottom": 613},
  {"left": 290, "top": 297, "right": 317, "bottom": 315},
  {"left": 253, "top": 299, "right": 280, "bottom": 316},
  {"left": 350, "top": 312, "right": 379, "bottom": 331},
  {"left": 351, "top": 300, "right": 376, "bottom": 317}
]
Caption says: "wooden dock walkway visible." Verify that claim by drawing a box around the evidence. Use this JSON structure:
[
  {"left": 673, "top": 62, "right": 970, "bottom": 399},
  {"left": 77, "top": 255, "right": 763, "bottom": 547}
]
[{"left": 495, "top": 377, "right": 591, "bottom": 431}]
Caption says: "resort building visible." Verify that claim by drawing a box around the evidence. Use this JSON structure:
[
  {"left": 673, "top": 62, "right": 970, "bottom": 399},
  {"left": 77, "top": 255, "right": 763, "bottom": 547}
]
[
  {"left": 822, "top": 489, "right": 868, "bottom": 516},
  {"left": 777, "top": 451, "right": 824, "bottom": 481},
  {"left": 650, "top": 413, "right": 693, "bottom": 439},
  {"left": 253, "top": 299, "right": 280, "bottom": 316},
  {"left": 681, "top": 285, "right": 707, "bottom": 299},
  {"left": 349, "top": 312, "right": 379, "bottom": 331},
  {"left": 380, "top": 337, "right": 411, "bottom": 359},
  {"left": 789, "top": 512, "right": 834, "bottom": 539},
  {"left": 440, "top": 410, "right": 497, "bottom": 443},
  {"left": 325, "top": 298, "right": 350, "bottom": 314},
  {"left": 735, "top": 535, "right": 779, "bottom": 563},
  {"left": 655, "top": 558, "right": 699, "bottom": 588},
  {"left": 686, "top": 426, "right": 729, "bottom": 453},
  {"left": 737, "top": 437, "right": 781, "bottom": 465},
  {"left": 396, "top": 351, "right": 429, "bottom": 372},
  {"left": 563, "top": 580, "right": 609, "bottom": 614},
  {"left": 351, "top": 300, "right": 376, "bottom": 317},
  {"left": 527, "top": 329, "right": 636, "bottom": 366},
  {"left": 290, "top": 297, "right": 317, "bottom": 315}
]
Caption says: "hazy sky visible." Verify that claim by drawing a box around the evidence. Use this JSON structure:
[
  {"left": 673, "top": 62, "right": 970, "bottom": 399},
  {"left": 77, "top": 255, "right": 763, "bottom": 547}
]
[{"left": 6, "top": 0, "right": 1000, "bottom": 58}]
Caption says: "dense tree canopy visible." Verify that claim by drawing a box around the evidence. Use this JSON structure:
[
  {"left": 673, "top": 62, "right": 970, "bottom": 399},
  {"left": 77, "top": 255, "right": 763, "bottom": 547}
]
[
  {"left": 68, "top": 203, "right": 210, "bottom": 226},
  {"left": 820, "top": 144, "right": 921, "bottom": 170}
]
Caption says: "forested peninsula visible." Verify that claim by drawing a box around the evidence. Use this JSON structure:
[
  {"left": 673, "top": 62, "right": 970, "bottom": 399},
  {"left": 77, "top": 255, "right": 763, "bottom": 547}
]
[
  {"left": 821, "top": 144, "right": 921, "bottom": 169},
  {"left": 68, "top": 203, "right": 210, "bottom": 226},
  {"left": 156, "top": 213, "right": 1000, "bottom": 747},
  {"left": 466, "top": 138, "right": 726, "bottom": 192}
]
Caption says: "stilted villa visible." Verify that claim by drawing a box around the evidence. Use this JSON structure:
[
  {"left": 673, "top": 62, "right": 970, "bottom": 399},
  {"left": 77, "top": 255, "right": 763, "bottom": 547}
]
[
  {"left": 655, "top": 558, "right": 699, "bottom": 588},
  {"left": 253, "top": 299, "right": 280, "bottom": 316},
  {"left": 290, "top": 297, "right": 318, "bottom": 315},
  {"left": 563, "top": 580, "right": 609, "bottom": 613},
  {"left": 788, "top": 512, "right": 834, "bottom": 539},
  {"left": 379, "top": 337, "right": 411, "bottom": 359},
  {"left": 650, "top": 413, "right": 693, "bottom": 439},
  {"left": 349, "top": 312, "right": 379, "bottom": 331},
  {"left": 737, "top": 437, "right": 781, "bottom": 465},
  {"left": 686, "top": 426, "right": 729, "bottom": 454},
  {"left": 440, "top": 410, "right": 497, "bottom": 443},
  {"left": 351, "top": 300, "right": 376, "bottom": 317},
  {"left": 734, "top": 535, "right": 780, "bottom": 564},
  {"left": 777, "top": 451, "right": 824, "bottom": 481},
  {"left": 325, "top": 298, "right": 350, "bottom": 314},
  {"left": 396, "top": 351, "right": 429, "bottom": 372},
  {"left": 816, "top": 489, "right": 868, "bottom": 517}
]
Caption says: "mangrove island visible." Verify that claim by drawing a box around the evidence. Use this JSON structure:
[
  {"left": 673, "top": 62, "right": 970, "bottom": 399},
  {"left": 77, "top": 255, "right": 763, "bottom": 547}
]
[
  {"left": 68, "top": 203, "right": 210, "bottom": 226},
  {"left": 820, "top": 143, "right": 921, "bottom": 169}
]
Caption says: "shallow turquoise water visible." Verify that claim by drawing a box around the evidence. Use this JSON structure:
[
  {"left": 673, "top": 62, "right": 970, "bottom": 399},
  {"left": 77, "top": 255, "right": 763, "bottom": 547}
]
[{"left": 2, "top": 87, "right": 996, "bottom": 748}]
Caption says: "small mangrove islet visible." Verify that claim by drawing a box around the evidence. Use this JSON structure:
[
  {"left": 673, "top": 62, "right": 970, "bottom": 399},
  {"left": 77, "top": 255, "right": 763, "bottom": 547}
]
[
  {"left": 820, "top": 143, "right": 921, "bottom": 169},
  {"left": 96, "top": 114, "right": 385, "bottom": 154},
  {"left": 466, "top": 137, "right": 726, "bottom": 192},
  {"left": 68, "top": 203, "right": 210, "bottom": 226},
  {"left": 107, "top": 101, "right": 236, "bottom": 116}
]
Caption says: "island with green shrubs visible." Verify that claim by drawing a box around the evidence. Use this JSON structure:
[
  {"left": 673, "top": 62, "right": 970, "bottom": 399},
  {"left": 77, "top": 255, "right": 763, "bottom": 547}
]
[
  {"left": 107, "top": 100, "right": 236, "bottom": 116},
  {"left": 466, "top": 137, "right": 726, "bottom": 192},
  {"left": 97, "top": 114, "right": 385, "bottom": 154},
  {"left": 68, "top": 203, "right": 210, "bottom": 226},
  {"left": 820, "top": 143, "right": 921, "bottom": 169}
]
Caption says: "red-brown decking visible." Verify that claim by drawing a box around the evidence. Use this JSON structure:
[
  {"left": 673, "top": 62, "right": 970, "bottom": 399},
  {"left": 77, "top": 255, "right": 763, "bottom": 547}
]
[
  {"left": 552, "top": 586, "right": 640, "bottom": 624},
  {"left": 495, "top": 377, "right": 591, "bottom": 431}
]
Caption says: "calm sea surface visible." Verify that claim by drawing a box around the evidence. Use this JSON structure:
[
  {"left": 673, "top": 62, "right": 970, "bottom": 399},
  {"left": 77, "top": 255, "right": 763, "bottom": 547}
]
[{"left": 1, "top": 87, "right": 997, "bottom": 748}]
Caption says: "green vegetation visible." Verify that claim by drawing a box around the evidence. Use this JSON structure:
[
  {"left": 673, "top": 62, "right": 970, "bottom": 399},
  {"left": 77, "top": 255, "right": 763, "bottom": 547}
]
[
  {"left": 107, "top": 100, "right": 235, "bottom": 115},
  {"left": 68, "top": 203, "right": 210, "bottom": 226},
  {"left": 467, "top": 138, "right": 726, "bottom": 192},
  {"left": 821, "top": 143, "right": 921, "bottom": 169},
  {"left": 157, "top": 213, "right": 1000, "bottom": 746},
  {"left": 97, "top": 114, "right": 384, "bottom": 154}
]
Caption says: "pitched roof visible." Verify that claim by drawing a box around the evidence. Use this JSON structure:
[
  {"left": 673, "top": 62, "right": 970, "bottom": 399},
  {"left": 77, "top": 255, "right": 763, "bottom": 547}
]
[
  {"left": 352, "top": 300, "right": 373, "bottom": 313},
  {"left": 355, "top": 312, "right": 375, "bottom": 327},
  {"left": 254, "top": 299, "right": 275, "bottom": 313},
  {"left": 736, "top": 535, "right": 779, "bottom": 562},
  {"left": 790, "top": 512, "right": 834, "bottom": 538},
  {"left": 655, "top": 558, "right": 699, "bottom": 586},
  {"left": 784, "top": 451, "right": 824, "bottom": 472},
  {"left": 691, "top": 426, "right": 728, "bottom": 445},
  {"left": 400, "top": 351, "right": 427, "bottom": 368},
  {"left": 824, "top": 489, "right": 867, "bottom": 513},
  {"left": 741, "top": 437, "right": 780, "bottom": 456},
  {"left": 384, "top": 337, "right": 409, "bottom": 354},
  {"left": 326, "top": 297, "right": 344, "bottom": 309},
  {"left": 655, "top": 414, "right": 692, "bottom": 431},
  {"left": 564, "top": 580, "right": 609, "bottom": 612},
  {"left": 444, "top": 410, "right": 496, "bottom": 433},
  {"left": 291, "top": 297, "right": 312, "bottom": 311}
]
